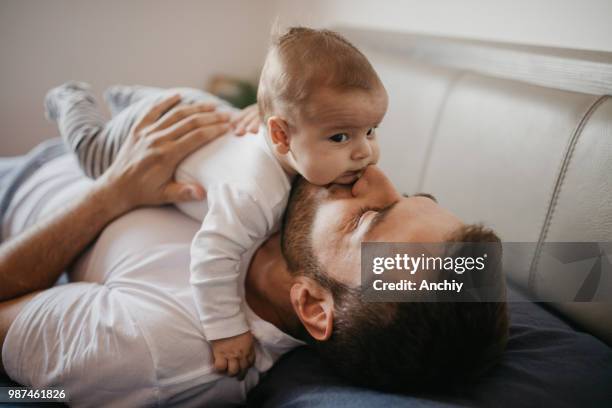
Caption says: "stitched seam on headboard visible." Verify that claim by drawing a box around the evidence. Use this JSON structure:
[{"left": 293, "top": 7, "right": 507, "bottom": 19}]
[
  {"left": 416, "top": 71, "right": 467, "bottom": 191},
  {"left": 527, "top": 94, "right": 610, "bottom": 294}
]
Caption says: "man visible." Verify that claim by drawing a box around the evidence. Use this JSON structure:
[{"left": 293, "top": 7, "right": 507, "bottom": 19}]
[
  {"left": 279, "top": 166, "right": 508, "bottom": 392},
  {"left": 0, "top": 97, "right": 507, "bottom": 406}
]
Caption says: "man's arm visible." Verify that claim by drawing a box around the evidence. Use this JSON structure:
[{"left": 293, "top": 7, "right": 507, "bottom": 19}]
[
  {"left": 0, "top": 184, "right": 128, "bottom": 301},
  {"left": 0, "top": 94, "right": 230, "bottom": 377},
  {"left": 0, "top": 183, "right": 135, "bottom": 377},
  {"left": 0, "top": 94, "right": 229, "bottom": 302}
]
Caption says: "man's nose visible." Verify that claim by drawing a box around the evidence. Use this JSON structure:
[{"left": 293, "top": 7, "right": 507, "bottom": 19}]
[
  {"left": 351, "top": 165, "right": 400, "bottom": 202},
  {"left": 351, "top": 138, "right": 373, "bottom": 161}
]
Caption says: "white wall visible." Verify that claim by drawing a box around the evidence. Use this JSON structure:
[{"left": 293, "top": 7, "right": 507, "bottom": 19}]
[
  {"left": 0, "top": 0, "right": 275, "bottom": 155},
  {"left": 273, "top": 0, "right": 612, "bottom": 52},
  {"left": 2, "top": 0, "right": 611, "bottom": 155}
]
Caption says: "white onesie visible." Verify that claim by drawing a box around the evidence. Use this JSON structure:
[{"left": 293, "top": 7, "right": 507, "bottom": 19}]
[{"left": 176, "top": 126, "right": 293, "bottom": 341}]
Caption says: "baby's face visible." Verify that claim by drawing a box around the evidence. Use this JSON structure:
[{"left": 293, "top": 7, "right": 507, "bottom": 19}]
[{"left": 288, "top": 86, "right": 388, "bottom": 185}]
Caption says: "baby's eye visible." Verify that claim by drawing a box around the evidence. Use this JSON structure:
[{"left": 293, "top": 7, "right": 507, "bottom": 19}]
[
  {"left": 366, "top": 127, "right": 377, "bottom": 138},
  {"left": 329, "top": 133, "right": 349, "bottom": 143}
]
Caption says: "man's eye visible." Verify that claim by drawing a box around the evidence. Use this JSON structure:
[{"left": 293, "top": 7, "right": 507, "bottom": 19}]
[
  {"left": 351, "top": 207, "right": 377, "bottom": 230},
  {"left": 329, "top": 133, "right": 349, "bottom": 143}
]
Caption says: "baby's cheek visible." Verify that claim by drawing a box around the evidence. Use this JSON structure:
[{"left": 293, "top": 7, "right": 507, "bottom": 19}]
[
  {"left": 325, "top": 160, "right": 350, "bottom": 180},
  {"left": 300, "top": 164, "right": 335, "bottom": 185},
  {"left": 305, "top": 156, "right": 340, "bottom": 183},
  {"left": 370, "top": 142, "right": 381, "bottom": 164}
]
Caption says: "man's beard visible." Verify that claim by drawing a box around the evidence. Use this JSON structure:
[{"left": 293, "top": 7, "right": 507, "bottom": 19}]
[
  {"left": 280, "top": 177, "right": 319, "bottom": 276},
  {"left": 280, "top": 177, "right": 352, "bottom": 296}
]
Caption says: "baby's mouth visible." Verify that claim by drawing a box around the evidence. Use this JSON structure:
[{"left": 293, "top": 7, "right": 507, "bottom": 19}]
[{"left": 334, "top": 169, "right": 364, "bottom": 184}]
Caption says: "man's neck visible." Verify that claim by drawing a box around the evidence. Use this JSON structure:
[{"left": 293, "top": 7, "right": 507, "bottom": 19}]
[{"left": 244, "top": 232, "right": 304, "bottom": 339}]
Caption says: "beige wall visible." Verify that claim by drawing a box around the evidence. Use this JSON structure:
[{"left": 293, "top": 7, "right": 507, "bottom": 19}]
[
  {"left": 273, "top": 0, "right": 612, "bottom": 52},
  {"left": 0, "top": 0, "right": 275, "bottom": 155},
  {"left": 2, "top": 0, "right": 611, "bottom": 155}
]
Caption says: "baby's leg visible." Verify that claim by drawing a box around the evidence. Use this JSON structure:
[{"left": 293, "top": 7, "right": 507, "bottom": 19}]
[
  {"left": 104, "top": 85, "right": 167, "bottom": 117},
  {"left": 104, "top": 85, "right": 235, "bottom": 117},
  {"left": 45, "top": 82, "right": 158, "bottom": 179},
  {"left": 45, "top": 81, "right": 115, "bottom": 179},
  {"left": 46, "top": 83, "right": 236, "bottom": 179}
]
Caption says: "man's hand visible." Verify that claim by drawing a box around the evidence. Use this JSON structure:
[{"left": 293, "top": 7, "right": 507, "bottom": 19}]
[
  {"left": 0, "top": 94, "right": 230, "bottom": 302},
  {"left": 98, "top": 94, "right": 230, "bottom": 214},
  {"left": 230, "top": 104, "right": 260, "bottom": 136},
  {"left": 211, "top": 331, "right": 256, "bottom": 380}
]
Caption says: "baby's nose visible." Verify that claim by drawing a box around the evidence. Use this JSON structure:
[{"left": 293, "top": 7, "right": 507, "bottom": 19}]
[{"left": 351, "top": 140, "right": 373, "bottom": 161}]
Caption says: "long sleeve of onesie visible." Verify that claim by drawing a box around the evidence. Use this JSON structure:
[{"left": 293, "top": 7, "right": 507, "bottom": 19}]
[{"left": 190, "top": 182, "right": 276, "bottom": 341}]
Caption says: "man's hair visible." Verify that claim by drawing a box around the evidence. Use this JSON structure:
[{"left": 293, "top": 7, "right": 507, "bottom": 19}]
[
  {"left": 281, "top": 181, "right": 509, "bottom": 393},
  {"left": 257, "top": 26, "right": 383, "bottom": 123}
]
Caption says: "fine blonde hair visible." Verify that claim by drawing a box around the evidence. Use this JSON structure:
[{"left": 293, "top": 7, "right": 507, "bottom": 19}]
[{"left": 257, "top": 26, "right": 382, "bottom": 123}]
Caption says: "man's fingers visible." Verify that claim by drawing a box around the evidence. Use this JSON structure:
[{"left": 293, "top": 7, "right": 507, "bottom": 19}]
[
  {"left": 227, "top": 358, "right": 240, "bottom": 377},
  {"left": 230, "top": 112, "right": 245, "bottom": 127},
  {"left": 162, "top": 182, "right": 205, "bottom": 203},
  {"left": 149, "top": 102, "right": 217, "bottom": 134},
  {"left": 133, "top": 94, "right": 181, "bottom": 134},
  {"left": 231, "top": 104, "right": 259, "bottom": 136},
  {"left": 171, "top": 123, "right": 229, "bottom": 161},
  {"left": 246, "top": 116, "right": 260, "bottom": 133},
  {"left": 242, "top": 112, "right": 260, "bottom": 134},
  {"left": 233, "top": 110, "right": 259, "bottom": 136},
  {"left": 230, "top": 106, "right": 254, "bottom": 125},
  {"left": 153, "top": 111, "right": 230, "bottom": 144},
  {"left": 231, "top": 110, "right": 252, "bottom": 127}
]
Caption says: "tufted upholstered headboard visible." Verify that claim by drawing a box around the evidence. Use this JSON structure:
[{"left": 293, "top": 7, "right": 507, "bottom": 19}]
[{"left": 337, "top": 26, "right": 612, "bottom": 345}]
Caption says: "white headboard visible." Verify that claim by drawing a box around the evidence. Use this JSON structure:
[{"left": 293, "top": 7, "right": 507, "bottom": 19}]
[{"left": 337, "top": 26, "right": 612, "bottom": 345}]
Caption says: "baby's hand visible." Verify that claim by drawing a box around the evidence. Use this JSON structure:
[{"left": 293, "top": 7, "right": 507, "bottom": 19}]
[
  {"left": 231, "top": 104, "right": 260, "bottom": 135},
  {"left": 211, "top": 331, "right": 256, "bottom": 379}
]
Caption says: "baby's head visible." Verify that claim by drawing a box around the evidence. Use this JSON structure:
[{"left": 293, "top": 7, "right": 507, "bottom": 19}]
[{"left": 258, "top": 27, "right": 388, "bottom": 185}]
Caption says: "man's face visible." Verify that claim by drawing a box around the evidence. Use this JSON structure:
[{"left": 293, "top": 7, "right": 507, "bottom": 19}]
[{"left": 284, "top": 165, "right": 464, "bottom": 287}]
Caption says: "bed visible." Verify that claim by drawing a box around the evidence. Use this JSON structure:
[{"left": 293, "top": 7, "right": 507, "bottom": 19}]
[{"left": 2, "top": 26, "right": 612, "bottom": 407}]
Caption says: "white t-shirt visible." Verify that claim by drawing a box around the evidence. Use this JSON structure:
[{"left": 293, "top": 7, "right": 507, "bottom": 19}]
[{"left": 1, "top": 155, "right": 303, "bottom": 407}]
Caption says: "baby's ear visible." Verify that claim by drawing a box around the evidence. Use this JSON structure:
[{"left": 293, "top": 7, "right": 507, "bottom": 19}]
[{"left": 267, "top": 116, "right": 291, "bottom": 155}]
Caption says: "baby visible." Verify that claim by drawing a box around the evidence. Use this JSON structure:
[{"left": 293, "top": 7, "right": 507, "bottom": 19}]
[{"left": 45, "top": 27, "right": 388, "bottom": 378}]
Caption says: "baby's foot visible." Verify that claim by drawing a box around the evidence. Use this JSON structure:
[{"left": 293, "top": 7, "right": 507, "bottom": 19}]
[
  {"left": 104, "top": 85, "right": 137, "bottom": 116},
  {"left": 44, "top": 81, "right": 94, "bottom": 121}
]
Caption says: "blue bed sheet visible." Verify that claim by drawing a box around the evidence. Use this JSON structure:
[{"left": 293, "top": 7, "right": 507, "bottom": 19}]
[{"left": 247, "top": 287, "right": 612, "bottom": 408}]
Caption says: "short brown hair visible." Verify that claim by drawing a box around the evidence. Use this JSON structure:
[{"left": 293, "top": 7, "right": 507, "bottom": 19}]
[
  {"left": 281, "top": 180, "right": 509, "bottom": 393},
  {"left": 315, "top": 225, "right": 508, "bottom": 393},
  {"left": 257, "top": 27, "right": 383, "bottom": 123}
]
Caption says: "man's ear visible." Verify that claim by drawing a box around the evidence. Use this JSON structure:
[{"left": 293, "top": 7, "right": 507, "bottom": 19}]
[
  {"left": 290, "top": 276, "right": 334, "bottom": 341},
  {"left": 267, "top": 116, "right": 291, "bottom": 155}
]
